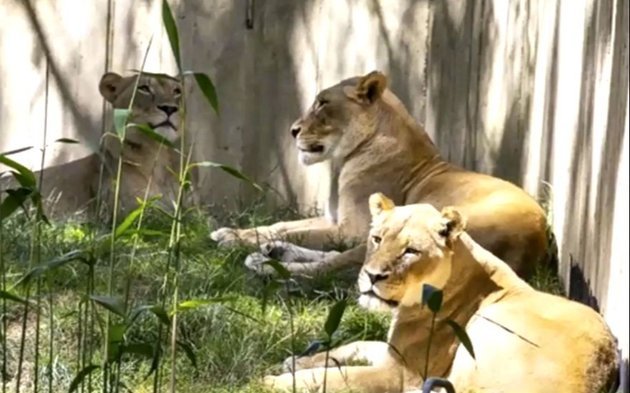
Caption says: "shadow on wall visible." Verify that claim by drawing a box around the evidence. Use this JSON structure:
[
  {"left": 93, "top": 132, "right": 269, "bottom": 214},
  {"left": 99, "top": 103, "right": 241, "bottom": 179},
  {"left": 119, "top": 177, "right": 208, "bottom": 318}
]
[
  {"left": 370, "top": 0, "right": 429, "bottom": 125},
  {"left": 426, "top": 0, "right": 629, "bottom": 325},
  {"left": 174, "top": 0, "right": 311, "bottom": 208},
  {"left": 20, "top": 0, "right": 102, "bottom": 155},
  {"left": 425, "top": 0, "right": 498, "bottom": 171},
  {"left": 176, "top": 0, "right": 432, "bottom": 209},
  {"left": 561, "top": 0, "right": 628, "bottom": 309}
]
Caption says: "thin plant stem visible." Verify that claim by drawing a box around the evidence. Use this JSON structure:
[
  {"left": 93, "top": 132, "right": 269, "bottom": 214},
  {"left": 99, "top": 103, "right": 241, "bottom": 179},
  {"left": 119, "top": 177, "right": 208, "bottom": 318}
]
[
  {"left": 103, "top": 38, "right": 153, "bottom": 393},
  {"left": 423, "top": 312, "right": 437, "bottom": 380},
  {"left": 0, "top": 205, "right": 6, "bottom": 393},
  {"left": 168, "top": 90, "right": 190, "bottom": 393}
]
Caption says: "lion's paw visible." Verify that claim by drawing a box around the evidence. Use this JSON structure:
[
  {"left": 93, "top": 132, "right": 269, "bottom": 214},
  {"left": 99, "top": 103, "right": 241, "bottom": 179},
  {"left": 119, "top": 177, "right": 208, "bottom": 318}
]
[{"left": 210, "top": 227, "right": 241, "bottom": 247}]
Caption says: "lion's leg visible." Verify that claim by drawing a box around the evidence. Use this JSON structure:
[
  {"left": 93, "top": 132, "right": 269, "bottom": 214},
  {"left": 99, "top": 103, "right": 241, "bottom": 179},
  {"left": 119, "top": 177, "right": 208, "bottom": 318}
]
[
  {"left": 210, "top": 216, "right": 335, "bottom": 247},
  {"left": 283, "top": 341, "right": 392, "bottom": 372},
  {"left": 263, "top": 365, "right": 409, "bottom": 393},
  {"left": 245, "top": 244, "right": 366, "bottom": 275}
]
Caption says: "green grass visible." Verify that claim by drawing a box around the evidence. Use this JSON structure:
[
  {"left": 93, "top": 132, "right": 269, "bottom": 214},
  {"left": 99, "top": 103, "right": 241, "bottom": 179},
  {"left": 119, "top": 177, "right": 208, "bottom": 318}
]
[
  {"left": 0, "top": 203, "right": 389, "bottom": 393},
  {"left": 0, "top": 198, "right": 565, "bottom": 393}
]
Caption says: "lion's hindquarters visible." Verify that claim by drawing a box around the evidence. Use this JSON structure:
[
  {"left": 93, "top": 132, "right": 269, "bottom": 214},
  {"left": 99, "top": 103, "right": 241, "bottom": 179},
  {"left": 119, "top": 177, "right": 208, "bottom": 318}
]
[{"left": 448, "top": 294, "right": 616, "bottom": 393}]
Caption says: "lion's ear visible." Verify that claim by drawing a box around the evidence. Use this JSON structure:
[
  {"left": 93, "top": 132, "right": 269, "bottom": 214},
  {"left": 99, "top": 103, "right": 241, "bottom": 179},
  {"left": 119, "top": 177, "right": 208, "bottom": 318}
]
[
  {"left": 355, "top": 71, "right": 387, "bottom": 104},
  {"left": 99, "top": 72, "right": 123, "bottom": 102},
  {"left": 369, "top": 193, "right": 395, "bottom": 217},
  {"left": 439, "top": 207, "right": 466, "bottom": 241}
]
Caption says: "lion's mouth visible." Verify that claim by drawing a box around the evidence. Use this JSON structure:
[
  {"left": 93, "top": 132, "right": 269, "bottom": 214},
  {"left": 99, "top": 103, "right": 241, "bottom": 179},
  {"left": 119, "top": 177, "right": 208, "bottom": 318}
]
[
  {"left": 298, "top": 144, "right": 325, "bottom": 154},
  {"left": 150, "top": 120, "right": 176, "bottom": 130},
  {"left": 361, "top": 290, "right": 399, "bottom": 308}
]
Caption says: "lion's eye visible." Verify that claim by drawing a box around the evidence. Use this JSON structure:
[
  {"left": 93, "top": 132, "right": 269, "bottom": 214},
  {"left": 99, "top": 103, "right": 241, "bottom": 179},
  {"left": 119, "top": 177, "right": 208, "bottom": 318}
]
[
  {"left": 138, "top": 85, "right": 151, "bottom": 94},
  {"left": 403, "top": 247, "right": 420, "bottom": 256},
  {"left": 317, "top": 98, "right": 329, "bottom": 108},
  {"left": 371, "top": 236, "right": 382, "bottom": 245},
  {"left": 173, "top": 87, "right": 182, "bottom": 95}
]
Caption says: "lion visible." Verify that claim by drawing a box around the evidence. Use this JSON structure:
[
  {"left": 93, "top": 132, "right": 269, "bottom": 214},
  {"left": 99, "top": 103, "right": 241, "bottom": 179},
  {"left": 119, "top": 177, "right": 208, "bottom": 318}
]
[
  {"left": 0, "top": 72, "right": 183, "bottom": 218},
  {"left": 95, "top": 71, "right": 182, "bottom": 214},
  {"left": 211, "top": 70, "right": 551, "bottom": 278},
  {"left": 262, "top": 193, "right": 618, "bottom": 393}
]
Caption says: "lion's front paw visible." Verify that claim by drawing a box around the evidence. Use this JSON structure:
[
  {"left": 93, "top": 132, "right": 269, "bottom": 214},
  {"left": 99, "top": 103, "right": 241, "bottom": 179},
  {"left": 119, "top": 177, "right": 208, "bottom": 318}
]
[
  {"left": 282, "top": 355, "right": 314, "bottom": 373},
  {"left": 262, "top": 374, "right": 291, "bottom": 390},
  {"left": 210, "top": 227, "right": 242, "bottom": 247}
]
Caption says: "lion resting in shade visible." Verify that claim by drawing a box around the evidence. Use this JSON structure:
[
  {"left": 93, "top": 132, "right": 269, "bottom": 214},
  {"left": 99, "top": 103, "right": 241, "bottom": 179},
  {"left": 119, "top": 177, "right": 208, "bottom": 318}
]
[
  {"left": 211, "top": 71, "right": 551, "bottom": 279},
  {"left": 262, "top": 194, "right": 618, "bottom": 393}
]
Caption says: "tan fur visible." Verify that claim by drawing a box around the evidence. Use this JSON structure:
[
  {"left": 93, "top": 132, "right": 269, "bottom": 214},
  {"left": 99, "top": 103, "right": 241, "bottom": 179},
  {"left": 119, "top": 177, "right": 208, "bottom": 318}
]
[
  {"left": 95, "top": 72, "right": 182, "bottom": 214},
  {"left": 211, "top": 71, "right": 549, "bottom": 277},
  {"left": 263, "top": 195, "right": 618, "bottom": 393}
]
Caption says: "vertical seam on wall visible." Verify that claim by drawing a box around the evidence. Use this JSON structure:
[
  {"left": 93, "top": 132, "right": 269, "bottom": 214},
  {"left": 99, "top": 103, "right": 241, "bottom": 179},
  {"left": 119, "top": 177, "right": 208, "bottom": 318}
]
[
  {"left": 472, "top": 0, "right": 486, "bottom": 172},
  {"left": 101, "top": 0, "right": 115, "bottom": 137},
  {"left": 40, "top": 58, "right": 50, "bottom": 188},
  {"left": 315, "top": 0, "right": 322, "bottom": 90}
]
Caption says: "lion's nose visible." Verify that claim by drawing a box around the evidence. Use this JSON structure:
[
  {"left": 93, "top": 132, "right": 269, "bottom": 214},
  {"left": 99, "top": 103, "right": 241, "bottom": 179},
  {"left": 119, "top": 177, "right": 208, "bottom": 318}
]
[
  {"left": 290, "top": 125, "right": 301, "bottom": 138},
  {"left": 158, "top": 105, "right": 178, "bottom": 116},
  {"left": 367, "top": 272, "right": 389, "bottom": 285}
]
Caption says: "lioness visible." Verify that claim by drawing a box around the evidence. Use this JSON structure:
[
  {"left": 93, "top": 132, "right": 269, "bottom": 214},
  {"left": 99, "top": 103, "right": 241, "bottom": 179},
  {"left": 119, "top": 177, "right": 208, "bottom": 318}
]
[
  {"left": 263, "top": 193, "right": 618, "bottom": 393},
  {"left": 0, "top": 72, "right": 183, "bottom": 218},
  {"left": 95, "top": 71, "right": 182, "bottom": 214},
  {"left": 211, "top": 71, "right": 550, "bottom": 278}
]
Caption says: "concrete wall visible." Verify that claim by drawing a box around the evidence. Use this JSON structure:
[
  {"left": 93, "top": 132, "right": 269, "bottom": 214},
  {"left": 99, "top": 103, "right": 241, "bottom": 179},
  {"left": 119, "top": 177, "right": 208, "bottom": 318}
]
[{"left": 0, "top": 0, "right": 628, "bottom": 382}]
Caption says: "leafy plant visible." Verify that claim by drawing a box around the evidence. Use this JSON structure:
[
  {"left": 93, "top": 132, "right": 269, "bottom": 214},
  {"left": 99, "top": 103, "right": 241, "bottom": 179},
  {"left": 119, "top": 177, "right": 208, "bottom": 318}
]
[{"left": 421, "top": 284, "right": 475, "bottom": 381}]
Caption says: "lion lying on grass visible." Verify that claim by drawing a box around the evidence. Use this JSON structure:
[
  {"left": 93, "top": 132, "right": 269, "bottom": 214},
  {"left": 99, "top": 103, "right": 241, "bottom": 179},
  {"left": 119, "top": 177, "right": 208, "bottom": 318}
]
[
  {"left": 0, "top": 72, "right": 182, "bottom": 218},
  {"left": 262, "top": 193, "right": 618, "bottom": 393},
  {"left": 95, "top": 71, "right": 182, "bottom": 215},
  {"left": 211, "top": 71, "right": 551, "bottom": 278}
]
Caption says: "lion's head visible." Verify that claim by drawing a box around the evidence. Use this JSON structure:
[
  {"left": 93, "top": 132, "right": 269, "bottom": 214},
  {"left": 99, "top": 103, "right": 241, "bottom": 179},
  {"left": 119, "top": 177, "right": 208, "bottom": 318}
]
[
  {"left": 289, "top": 71, "right": 388, "bottom": 165},
  {"left": 99, "top": 72, "right": 182, "bottom": 145},
  {"left": 357, "top": 193, "right": 466, "bottom": 312}
]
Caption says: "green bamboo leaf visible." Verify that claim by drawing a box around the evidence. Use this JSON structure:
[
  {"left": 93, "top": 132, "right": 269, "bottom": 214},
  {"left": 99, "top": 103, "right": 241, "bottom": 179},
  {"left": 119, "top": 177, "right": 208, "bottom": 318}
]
[
  {"left": 0, "top": 146, "right": 33, "bottom": 156},
  {"left": 55, "top": 138, "right": 80, "bottom": 144},
  {"left": 184, "top": 71, "right": 218, "bottom": 114},
  {"left": 190, "top": 161, "right": 262, "bottom": 191},
  {"left": 91, "top": 295, "right": 126, "bottom": 317},
  {"left": 68, "top": 364, "right": 100, "bottom": 393},
  {"left": 0, "top": 290, "right": 28, "bottom": 305},
  {"left": 0, "top": 155, "right": 36, "bottom": 188},
  {"left": 114, "top": 204, "right": 146, "bottom": 239},
  {"left": 144, "top": 342, "right": 162, "bottom": 380},
  {"left": 261, "top": 279, "right": 281, "bottom": 314},
  {"left": 422, "top": 284, "right": 443, "bottom": 313},
  {"left": 108, "top": 323, "right": 126, "bottom": 343},
  {"left": 107, "top": 323, "right": 127, "bottom": 362},
  {"left": 129, "top": 304, "right": 171, "bottom": 326},
  {"left": 15, "top": 250, "right": 86, "bottom": 286},
  {"left": 0, "top": 188, "right": 31, "bottom": 220},
  {"left": 127, "top": 123, "right": 175, "bottom": 147},
  {"left": 114, "top": 109, "right": 130, "bottom": 137},
  {"left": 177, "top": 339, "right": 197, "bottom": 369},
  {"left": 446, "top": 319, "right": 476, "bottom": 360},
  {"left": 161, "top": 0, "right": 181, "bottom": 70},
  {"left": 324, "top": 299, "right": 347, "bottom": 338},
  {"left": 30, "top": 190, "right": 49, "bottom": 224},
  {"left": 299, "top": 340, "right": 324, "bottom": 357},
  {"left": 262, "top": 259, "right": 291, "bottom": 280},
  {"left": 121, "top": 342, "right": 154, "bottom": 359}
]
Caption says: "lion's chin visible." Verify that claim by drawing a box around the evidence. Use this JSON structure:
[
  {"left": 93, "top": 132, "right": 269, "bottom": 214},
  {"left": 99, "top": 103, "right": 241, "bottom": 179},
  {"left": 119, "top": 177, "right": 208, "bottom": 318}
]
[
  {"left": 298, "top": 150, "right": 327, "bottom": 165},
  {"left": 153, "top": 126, "right": 180, "bottom": 144},
  {"left": 358, "top": 294, "right": 396, "bottom": 313}
]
